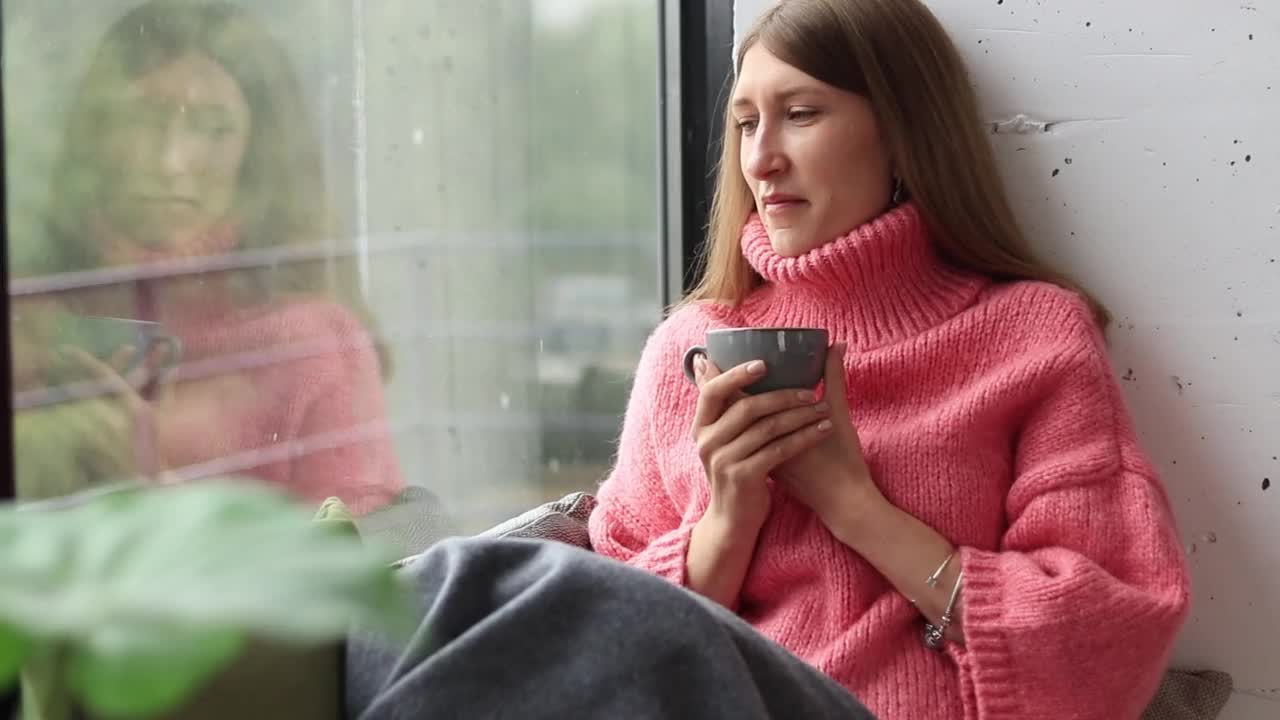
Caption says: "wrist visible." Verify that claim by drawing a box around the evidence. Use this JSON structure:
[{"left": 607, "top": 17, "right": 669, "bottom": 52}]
[
  {"left": 706, "top": 482, "right": 770, "bottom": 534},
  {"left": 827, "top": 481, "right": 897, "bottom": 552},
  {"left": 689, "top": 509, "right": 762, "bottom": 608},
  {"left": 699, "top": 505, "right": 765, "bottom": 551}
]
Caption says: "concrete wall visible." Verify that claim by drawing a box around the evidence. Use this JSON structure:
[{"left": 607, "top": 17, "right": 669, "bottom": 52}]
[{"left": 733, "top": 1, "right": 1279, "bottom": 716}]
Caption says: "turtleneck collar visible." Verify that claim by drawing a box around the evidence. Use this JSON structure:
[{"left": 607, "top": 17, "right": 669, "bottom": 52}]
[
  {"left": 738, "top": 202, "right": 987, "bottom": 349},
  {"left": 93, "top": 214, "right": 242, "bottom": 269}
]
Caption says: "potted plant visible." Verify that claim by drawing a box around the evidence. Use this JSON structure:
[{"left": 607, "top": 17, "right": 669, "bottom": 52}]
[{"left": 0, "top": 481, "right": 410, "bottom": 720}]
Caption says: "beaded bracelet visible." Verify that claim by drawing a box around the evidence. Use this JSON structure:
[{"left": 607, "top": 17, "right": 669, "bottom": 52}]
[{"left": 923, "top": 570, "right": 964, "bottom": 651}]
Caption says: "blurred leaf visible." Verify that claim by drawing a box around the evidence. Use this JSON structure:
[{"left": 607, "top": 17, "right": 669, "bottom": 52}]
[
  {"left": 0, "top": 482, "right": 412, "bottom": 718},
  {"left": 69, "top": 628, "right": 244, "bottom": 719},
  {"left": 0, "top": 623, "right": 29, "bottom": 690}
]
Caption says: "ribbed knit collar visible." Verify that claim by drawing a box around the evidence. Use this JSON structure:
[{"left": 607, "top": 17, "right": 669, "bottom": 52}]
[{"left": 739, "top": 202, "right": 986, "bottom": 349}]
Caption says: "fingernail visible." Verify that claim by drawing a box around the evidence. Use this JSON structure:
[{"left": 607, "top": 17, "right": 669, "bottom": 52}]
[
  {"left": 746, "top": 361, "right": 765, "bottom": 374},
  {"left": 817, "top": 420, "right": 833, "bottom": 432},
  {"left": 694, "top": 356, "right": 707, "bottom": 376},
  {"left": 796, "top": 390, "right": 817, "bottom": 402},
  {"left": 814, "top": 402, "right": 830, "bottom": 414}
]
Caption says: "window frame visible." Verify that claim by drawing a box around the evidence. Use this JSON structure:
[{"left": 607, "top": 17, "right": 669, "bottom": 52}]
[
  {"left": 0, "top": 8, "right": 13, "bottom": 504},
  {"left": 661, "top": 0, "right": 734, "bottom": 306},
  {"left": 0, "top": 18, "right": 18, "bottom": 720}
]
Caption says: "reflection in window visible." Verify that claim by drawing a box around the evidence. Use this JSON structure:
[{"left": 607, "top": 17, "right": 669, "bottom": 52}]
[{"left": 5, "top": 0, "right": 662, "bottom": 531}]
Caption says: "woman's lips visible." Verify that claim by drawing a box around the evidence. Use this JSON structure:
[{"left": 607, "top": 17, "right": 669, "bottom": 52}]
[{"left": 763, "top": 197, "right": 807, "bottom": 214}]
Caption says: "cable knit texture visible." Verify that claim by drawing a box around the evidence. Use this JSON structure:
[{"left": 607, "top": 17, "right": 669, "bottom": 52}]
[{"left": 588, "top": 202, "right": 1190, "bottom": 720}]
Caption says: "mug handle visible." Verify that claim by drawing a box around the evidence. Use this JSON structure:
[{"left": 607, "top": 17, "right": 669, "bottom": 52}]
[
  {"left": 137, "top": 333, "right": 183, "bottom": 401},
  {"left": 146, "top": 333, "right": 183, "bottom": 372},
  {"left": 681, "top": 345, "right": 708, "bottom": 385},
  {"left": 127, "top": 332, "right": 183, "bottom": 382}
]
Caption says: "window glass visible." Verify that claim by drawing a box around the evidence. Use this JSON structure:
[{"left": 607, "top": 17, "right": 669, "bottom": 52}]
[{"left": 4, "top": 0, "right": 662, "bottom": 532}]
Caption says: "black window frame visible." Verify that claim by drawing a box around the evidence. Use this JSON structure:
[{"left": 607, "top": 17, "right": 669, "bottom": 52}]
[
  {"left": 661, "top": 0, "right": 734, "bottom": 305},
  {"left": 0, "top": 15, "right": 18, "bottom": 718},
  {"left": 0, "top": 5, "right": 13, "bottom": 505}
]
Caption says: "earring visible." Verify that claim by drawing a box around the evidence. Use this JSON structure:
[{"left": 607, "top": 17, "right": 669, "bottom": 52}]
[{"left": 891, "top": 176, "right": 905, "bottom": 205}]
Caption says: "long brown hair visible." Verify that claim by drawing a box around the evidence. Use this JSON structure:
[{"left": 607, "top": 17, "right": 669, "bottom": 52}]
[{"left": 685, "top": 0, "right": 1109, "bottom": 329}]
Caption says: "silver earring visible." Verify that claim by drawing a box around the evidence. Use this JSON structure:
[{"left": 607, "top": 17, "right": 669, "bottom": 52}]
[{"left": 891, "top": 176, "right": 904, "bottom": 205}]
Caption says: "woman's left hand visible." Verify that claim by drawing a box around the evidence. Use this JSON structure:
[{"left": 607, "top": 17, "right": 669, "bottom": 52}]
[{"left": 775, "top": 342, "right": 884, "bottom": 527}]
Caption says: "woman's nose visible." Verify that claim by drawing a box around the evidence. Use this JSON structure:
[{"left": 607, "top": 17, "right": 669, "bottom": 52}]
[
  {"left": 158, "top": 114, "right": 199, "bottom": 176},
  {"left": 744, "top": 127, "right": 787, "bottom": 181}
]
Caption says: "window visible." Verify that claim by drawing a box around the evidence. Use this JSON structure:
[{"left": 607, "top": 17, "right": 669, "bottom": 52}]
[{"left": 3, "top": 0, "right": 668, "bottom": 532}]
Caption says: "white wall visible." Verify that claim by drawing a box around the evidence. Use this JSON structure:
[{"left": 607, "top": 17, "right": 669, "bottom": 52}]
[{"left": 734, "top": 1, "right": 1279, "bottom": 717}]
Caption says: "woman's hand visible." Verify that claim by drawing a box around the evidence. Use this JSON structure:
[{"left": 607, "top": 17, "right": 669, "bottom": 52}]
[
  {"left": 685, "top": 356, "right": 833, "bottom": 607},
  {"left": 63, "top": 343, "right": 178, "bottom": 484},
  {"left": 691, "top": 356, "right": 833, "bottom": 532},
  {"left": 775, "top": 342, "right": 884, "bottom": 530}
]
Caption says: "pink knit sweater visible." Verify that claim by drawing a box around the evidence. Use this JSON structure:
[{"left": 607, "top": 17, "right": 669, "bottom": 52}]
[
  {"left": 152, "top": 294, "right": 403, "bottom": 514},
  {"left": 22, "top": 282, "right": 403, "bottom": 515},
  {"left": 588, "top": 203, "right": 1190, "bottom": 720}
]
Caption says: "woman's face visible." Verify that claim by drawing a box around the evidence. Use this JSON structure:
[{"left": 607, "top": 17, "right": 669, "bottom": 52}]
[
  {"left": 101, "top": 50, "right": 251, "bottom": 250},
  {"left": 733, "top": 44, "right": 893, "bottom": 257}
]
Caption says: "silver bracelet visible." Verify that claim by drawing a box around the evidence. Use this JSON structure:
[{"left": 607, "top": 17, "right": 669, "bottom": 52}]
[
  {"left": 909, "top": 551, "right": 955, "bottom": 606},
  {"left": 923, "top": 569, "right": 963, "bottom": 651},
  {"left": 925, "top": 552, "right": 955, "bottom": 588}
]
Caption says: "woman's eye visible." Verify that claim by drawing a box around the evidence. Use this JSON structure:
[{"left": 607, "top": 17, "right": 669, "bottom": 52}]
[
  {"left": 116, "top": 105, "right": 165, "bottom": 132},
  {"left": 188, "top": 110, "right": 236, "bottom": 139},
  {"left": 736, "top": 117, "right": 759, "bottom": 134},
  {"left": 788, "top": 108, "right": 818, "bottom": 122}
]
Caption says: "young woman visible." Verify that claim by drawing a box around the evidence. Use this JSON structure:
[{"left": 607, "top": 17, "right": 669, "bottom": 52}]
[
  {"left": 588, "top": 1, "right": 1190, "bottom": 717},
  {"left": 12, "top": 0, "right": 401, "bottom": 513}
]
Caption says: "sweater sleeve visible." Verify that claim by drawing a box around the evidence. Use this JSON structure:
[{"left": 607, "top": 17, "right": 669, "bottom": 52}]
[
  {"left": 588, "top": 323, "right": 698, "bottom": 586},
  {"left": 953, "top": 318, "right": 1191, "bottom": 719},
  {"left": 288, "top": 307, "right": 403, "bottom": 515}
]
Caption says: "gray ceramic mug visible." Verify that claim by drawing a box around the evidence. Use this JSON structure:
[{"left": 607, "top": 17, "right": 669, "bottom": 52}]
[
  {"left": 682, "top": 327, "right": 829, "bottom": 395},
  {"left": 35, "top": 316, "right": 183, "bottom": 407}
]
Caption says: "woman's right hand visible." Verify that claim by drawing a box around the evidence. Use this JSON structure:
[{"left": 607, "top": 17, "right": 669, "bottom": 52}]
[
  {"left": 691, "top": 356, "right": 833, "bottom": 532},
  {"left": 685, "top": 356, "right": 832, "bottom": 607},
  {"left": 62, "top": 343, "right": 178, "bottom": 484}
]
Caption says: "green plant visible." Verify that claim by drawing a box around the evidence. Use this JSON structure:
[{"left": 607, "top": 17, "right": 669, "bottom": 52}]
[{"left": 0, "top": 482, "right": 411, "bottom": 719}]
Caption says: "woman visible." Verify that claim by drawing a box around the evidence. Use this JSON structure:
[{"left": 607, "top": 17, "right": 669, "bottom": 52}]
[
  {"left": 12, "top": 0, "right": 401, "bottom": 514},
  {"left": 587, "top": 1, "right": 1190, "bottom": 718}
]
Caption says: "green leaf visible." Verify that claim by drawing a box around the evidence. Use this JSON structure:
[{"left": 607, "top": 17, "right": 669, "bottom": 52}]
[
  {"left": 0, "top": 623, "right": 28, "bottom": 690},
  {"left": 0, "top": 481, "right": 412, "bottom": 717},
  {"left": 69, "top": 628, "right": 245, "bottom": 719}
]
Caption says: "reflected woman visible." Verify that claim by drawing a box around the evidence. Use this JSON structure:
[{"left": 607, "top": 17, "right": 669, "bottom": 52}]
[{"left": 13, "top": 0, "right": 402, "bottom": 514}]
